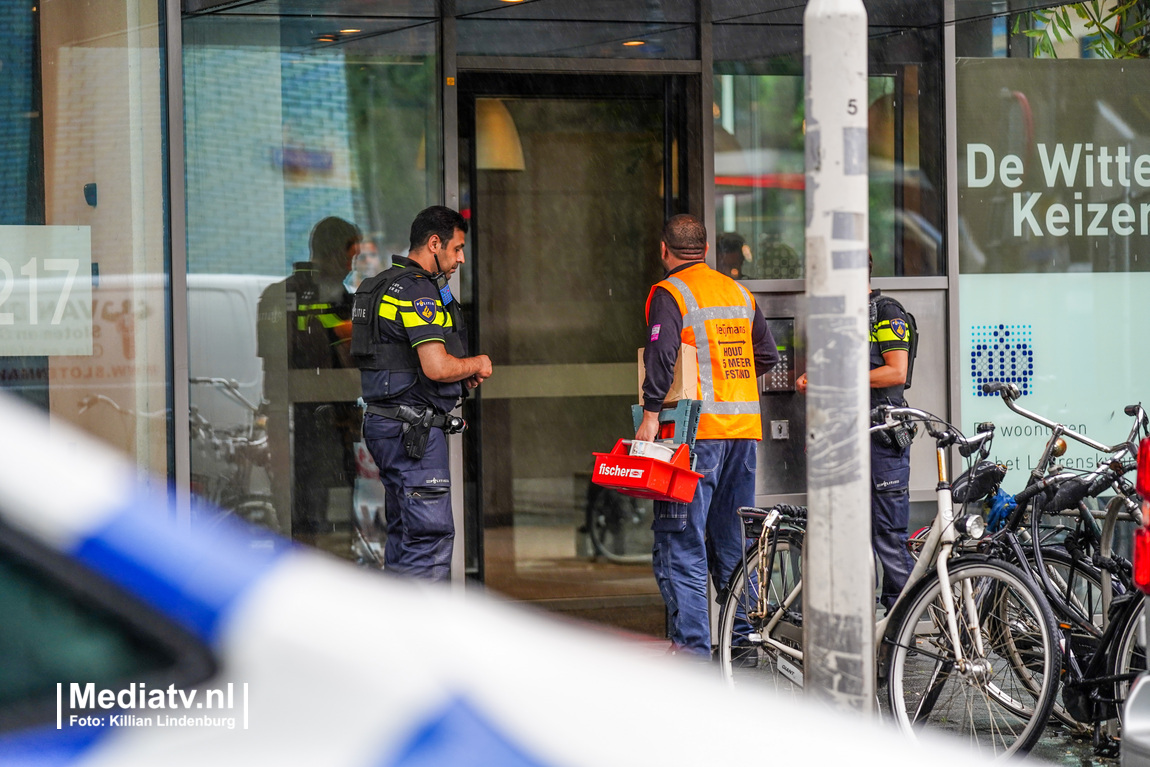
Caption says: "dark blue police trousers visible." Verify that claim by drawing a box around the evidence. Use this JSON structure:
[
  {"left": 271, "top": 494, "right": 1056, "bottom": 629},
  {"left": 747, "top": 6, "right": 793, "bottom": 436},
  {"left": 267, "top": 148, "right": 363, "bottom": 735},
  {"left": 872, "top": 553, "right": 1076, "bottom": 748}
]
[
  {"left": 363, "top": 413, "right": 454, "bottom": 582},
  {"left": 872, "top": 437, "right": 913, "bottom": 609}
]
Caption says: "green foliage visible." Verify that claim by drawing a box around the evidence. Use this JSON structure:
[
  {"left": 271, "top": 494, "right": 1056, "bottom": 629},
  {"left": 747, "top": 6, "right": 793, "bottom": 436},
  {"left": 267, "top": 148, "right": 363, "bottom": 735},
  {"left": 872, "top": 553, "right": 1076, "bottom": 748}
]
[{"left": 1013, "top": 1, "right": 1150, "bottom": 59}]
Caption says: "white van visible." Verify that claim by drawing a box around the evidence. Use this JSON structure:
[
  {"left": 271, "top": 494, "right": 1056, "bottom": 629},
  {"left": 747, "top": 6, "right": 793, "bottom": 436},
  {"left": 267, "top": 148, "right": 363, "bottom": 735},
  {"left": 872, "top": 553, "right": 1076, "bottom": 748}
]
[{"left": 187, "top": 273, "right": 278, "bottom": 429}]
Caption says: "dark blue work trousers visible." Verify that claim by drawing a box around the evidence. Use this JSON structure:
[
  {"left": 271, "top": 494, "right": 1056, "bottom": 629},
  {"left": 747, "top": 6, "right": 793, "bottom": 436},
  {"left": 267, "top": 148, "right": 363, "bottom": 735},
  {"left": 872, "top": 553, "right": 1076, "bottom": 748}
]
[
  {"left": 872, "top": 437, "right": 913, "bottom": 609},
  {"left": 652, "top": 439, "right": 756, "bottom": 656},
  {"left": 363, "top": 414, "right": 454, "bottom": 582}
]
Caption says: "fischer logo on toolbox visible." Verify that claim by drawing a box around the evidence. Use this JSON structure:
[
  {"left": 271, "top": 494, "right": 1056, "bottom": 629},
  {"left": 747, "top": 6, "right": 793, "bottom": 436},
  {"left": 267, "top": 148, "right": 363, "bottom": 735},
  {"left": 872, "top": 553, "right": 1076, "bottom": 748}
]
[{"left": 598, "top": 464, "right": 645, "bottom": 479}]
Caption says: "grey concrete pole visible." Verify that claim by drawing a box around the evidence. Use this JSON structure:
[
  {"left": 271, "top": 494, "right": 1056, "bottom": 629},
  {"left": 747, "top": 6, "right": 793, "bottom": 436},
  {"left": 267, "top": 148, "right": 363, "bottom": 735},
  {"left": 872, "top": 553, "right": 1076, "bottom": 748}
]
[{"left": 802, "top": 0, "right": 874, "bottom": 713}]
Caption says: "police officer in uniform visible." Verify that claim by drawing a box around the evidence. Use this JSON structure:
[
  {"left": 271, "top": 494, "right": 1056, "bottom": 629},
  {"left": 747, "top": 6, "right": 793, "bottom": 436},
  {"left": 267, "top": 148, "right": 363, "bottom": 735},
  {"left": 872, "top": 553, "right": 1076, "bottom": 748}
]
[
  {"left": 636, "top": 214, "right": 778, "bottom": 657},
  {"left": 797, "top": 253, "right": 913, "bottom": 611},
  {"left": 865, "top": 258, "right": 914, "bottom": 611},
  {"left": 257, "top": 216, "right": 361, "bottom": 537},
  {"left": 352, "top": 206, "right": 492, "bottom": 582}
]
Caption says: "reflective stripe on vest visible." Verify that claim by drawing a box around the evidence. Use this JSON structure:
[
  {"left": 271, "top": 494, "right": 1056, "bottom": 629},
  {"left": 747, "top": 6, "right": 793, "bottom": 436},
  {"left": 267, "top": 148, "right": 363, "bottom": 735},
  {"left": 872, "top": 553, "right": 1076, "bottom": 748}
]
[
  {"left": 657, "top": 265, "right": 761, "bottom": 440},
  {"left": 296, "top": 302, "right": 349, "bottom": 350},
  {"left": 870, "top": 318, "right": 906, "bottom": 347}
]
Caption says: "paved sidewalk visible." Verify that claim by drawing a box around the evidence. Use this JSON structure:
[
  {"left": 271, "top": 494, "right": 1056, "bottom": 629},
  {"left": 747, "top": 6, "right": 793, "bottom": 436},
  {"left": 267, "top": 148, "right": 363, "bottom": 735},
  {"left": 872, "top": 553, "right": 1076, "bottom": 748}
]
[{"left": 1028, "top": 726, "right": 1117, "bottom": 766}]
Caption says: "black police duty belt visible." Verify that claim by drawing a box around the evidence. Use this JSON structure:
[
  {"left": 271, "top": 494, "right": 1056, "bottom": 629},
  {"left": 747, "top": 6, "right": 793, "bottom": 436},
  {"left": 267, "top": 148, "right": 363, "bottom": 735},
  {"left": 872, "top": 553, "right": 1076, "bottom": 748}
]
[
  {"left": 364, "top": 403, "right": 466, "bottom": 434},
  {"left": 871, "top": 396, "right": 913, "bottom": 450}
]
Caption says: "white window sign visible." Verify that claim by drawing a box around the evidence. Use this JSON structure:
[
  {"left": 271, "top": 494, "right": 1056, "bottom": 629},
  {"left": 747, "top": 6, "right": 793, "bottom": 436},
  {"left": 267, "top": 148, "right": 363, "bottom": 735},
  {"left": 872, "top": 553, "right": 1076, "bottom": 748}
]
[{"left": 0, "top": 226, "right": 93, "bottom": 356}]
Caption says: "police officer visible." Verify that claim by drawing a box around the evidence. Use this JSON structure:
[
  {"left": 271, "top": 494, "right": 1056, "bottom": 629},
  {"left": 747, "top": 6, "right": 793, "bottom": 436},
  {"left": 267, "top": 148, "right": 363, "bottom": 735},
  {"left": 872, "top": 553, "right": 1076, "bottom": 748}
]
[
  {"left": 797, "top": 253, "right": 913, "bottom": 611},
  {"left": 352, "top": 206, "right": 492, "bottom": 582},
  {"left": 636, "top": 214, "right": 778, "bottom": 658},
  {"left": 257, "top": 216, "right": 361, "bottom": 537},
  {"left": 865, "top": 256, "right": 914, "bottom": 611}
]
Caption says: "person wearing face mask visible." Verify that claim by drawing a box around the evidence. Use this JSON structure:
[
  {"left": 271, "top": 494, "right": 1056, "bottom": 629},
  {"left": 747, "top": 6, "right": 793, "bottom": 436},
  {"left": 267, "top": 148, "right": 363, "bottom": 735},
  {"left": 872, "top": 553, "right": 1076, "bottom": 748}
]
[
  {"left": 352, "top": 206, "right": 492, "bottom": 581},
  {"left": 344, "top": 239, "right": 386, "bottom": 293}
]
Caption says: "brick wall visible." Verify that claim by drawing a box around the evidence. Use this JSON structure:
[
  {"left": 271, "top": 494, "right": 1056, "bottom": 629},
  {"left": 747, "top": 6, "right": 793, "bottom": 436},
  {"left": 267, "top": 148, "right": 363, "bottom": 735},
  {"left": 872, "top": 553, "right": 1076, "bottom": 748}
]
[{"left": 184, "top": 45, "right": 356, "bottom": 276}]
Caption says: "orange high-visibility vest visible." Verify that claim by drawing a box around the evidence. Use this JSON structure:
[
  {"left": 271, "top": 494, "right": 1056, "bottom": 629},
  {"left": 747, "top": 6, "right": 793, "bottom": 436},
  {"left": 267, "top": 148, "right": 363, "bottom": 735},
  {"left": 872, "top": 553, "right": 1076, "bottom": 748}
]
[{"left": 645, "top": 262, "right": 761, "bottom": 440}]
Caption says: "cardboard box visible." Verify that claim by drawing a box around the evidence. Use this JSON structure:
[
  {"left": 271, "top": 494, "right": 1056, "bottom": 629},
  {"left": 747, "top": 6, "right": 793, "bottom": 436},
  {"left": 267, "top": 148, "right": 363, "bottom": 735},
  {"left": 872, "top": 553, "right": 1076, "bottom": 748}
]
[{"left": 637, "top": 343, "right": 698, "bottom": 404}]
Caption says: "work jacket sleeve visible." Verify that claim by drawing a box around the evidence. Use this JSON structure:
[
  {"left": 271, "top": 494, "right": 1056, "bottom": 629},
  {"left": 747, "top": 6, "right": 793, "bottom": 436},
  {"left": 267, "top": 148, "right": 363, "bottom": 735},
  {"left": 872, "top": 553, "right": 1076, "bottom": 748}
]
[
  {"left": 750, "top": 306, "right": 780, "bottom": 378},
  {"left": 641, "top": 286, "right": 683, "bottom": 413}
]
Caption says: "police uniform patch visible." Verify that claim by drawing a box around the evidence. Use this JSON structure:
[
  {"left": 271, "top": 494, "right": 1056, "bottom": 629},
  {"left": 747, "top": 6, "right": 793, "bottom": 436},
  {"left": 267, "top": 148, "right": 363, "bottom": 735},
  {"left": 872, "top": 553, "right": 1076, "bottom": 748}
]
[
  {"left": 890, "top": 318, "right": 907, "bottom": 340},
  {"left": 414, "top": 298, "right": 438, "bottom": 323}
]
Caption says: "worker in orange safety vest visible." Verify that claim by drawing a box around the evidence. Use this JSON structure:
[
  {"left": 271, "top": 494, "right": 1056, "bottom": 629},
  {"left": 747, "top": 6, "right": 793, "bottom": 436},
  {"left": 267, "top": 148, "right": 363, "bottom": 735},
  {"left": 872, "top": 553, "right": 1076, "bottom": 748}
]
[{"left": 635, "top": 214, "right": 779, "bottom": 658}]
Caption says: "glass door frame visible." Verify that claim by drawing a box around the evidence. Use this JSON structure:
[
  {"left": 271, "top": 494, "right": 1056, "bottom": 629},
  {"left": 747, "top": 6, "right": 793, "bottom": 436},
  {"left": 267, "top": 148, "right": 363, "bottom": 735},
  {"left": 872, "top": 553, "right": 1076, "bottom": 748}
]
[
  {"left": 449, "top": 65, "right": 704, "bottom": 584},
  {"left": 166, "top": 3, "right": 718, "bottom": 575}
]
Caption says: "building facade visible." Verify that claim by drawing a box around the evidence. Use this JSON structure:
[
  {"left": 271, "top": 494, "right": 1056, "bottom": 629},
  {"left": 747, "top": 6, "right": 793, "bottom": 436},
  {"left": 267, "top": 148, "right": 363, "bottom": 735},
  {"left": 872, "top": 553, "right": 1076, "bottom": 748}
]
[{"left": 2, "top": 0, "right": 1147, "bottom": 636}]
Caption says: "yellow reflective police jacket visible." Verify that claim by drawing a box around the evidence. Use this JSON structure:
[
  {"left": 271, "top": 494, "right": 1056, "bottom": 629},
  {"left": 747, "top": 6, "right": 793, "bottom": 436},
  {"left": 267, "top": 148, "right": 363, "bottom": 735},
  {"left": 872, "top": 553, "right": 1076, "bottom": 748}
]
[{"left": 645, "top": 262, "right": 761, "bottom": 440}]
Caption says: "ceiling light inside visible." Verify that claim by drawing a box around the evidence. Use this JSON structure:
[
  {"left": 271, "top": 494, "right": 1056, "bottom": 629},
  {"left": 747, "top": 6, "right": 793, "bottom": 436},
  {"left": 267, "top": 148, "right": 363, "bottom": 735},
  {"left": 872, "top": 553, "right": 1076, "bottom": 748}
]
[
  {"left": 475, "top": 99, "right": 525, "bottom": 172},
  {"left": 340, "top": 29, "right": 361, "bottom": 34},
  {"left": 623, "top": 40, "right": 646, "bottom": 46}
]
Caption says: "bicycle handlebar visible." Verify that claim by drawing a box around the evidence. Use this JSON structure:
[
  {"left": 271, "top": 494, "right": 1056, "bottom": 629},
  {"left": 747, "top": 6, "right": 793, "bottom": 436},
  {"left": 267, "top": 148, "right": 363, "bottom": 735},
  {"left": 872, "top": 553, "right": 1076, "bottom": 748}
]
[
  {"left": 1013, "top": 474, "right": 1061, "bottom": 507},
  {"left": 981, "top": 382, "right": 1144, "bottom": 455},
  {"left": 870, "top": 405, "right": 993, "bottom": 454},
  {"left": 78, "top": 393, "right": 122, "bottom": 414},
  {"left": 77, "top": 394, "right": 168, "bottom": 419},
  {"left": 190, "top": 377, "right": 261, "bottom": 414},
  {"left": 1013, "top": 458, "right": 1137, "bottom": 512},
  {"left": 959, "top": 429, "right": 994, "bottom": 457},
  {"left": 983, "top": 381, "right": 1021, "bottom": 400}
]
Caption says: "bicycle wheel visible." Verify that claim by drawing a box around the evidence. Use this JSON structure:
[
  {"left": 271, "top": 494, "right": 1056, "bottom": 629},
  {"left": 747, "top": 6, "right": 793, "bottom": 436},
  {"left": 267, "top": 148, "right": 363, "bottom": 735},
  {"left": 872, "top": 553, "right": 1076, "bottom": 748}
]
[
  {"left": 716, "top": 529, "right": 804, "bottom": 694},
  {"left": 1027, "top": 546, "right": 1105, "bottom": 732},
  {"left": 1110, "top": 596, "right": 1147, "bottom": 727},
  {"left": 885, "top": 557, "right": 1061, "bottom": 757},
  {"left": 1030, "top": 546, "right": 1109, "bottom": 629},
  {"left": 585, "top": 486, "right": 650, "bottom": 564}
]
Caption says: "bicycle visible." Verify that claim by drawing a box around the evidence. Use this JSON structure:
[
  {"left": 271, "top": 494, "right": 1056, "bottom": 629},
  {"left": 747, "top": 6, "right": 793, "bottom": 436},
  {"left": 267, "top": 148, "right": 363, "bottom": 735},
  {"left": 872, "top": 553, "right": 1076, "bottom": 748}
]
[
  {"left": 978, "top": 382, "right": 1148, "bottom": 749},
  {"left": 979, "top": 382, "right": 1146, "bottom": 606},
  {"left": 76, "top": 387, "right": 277, "bottom": 533},
  {"left": 188, "top": 377, "right": 279, "bottom": 534},
  {"left": 583, "top": 484, "right": 652, "bottom": 564},
  {"left": 992, "top": 460, "right": 1144, "bottom": 751},
  {"left": 716, "top": 405, "right": 1063, "bottom": 757}
]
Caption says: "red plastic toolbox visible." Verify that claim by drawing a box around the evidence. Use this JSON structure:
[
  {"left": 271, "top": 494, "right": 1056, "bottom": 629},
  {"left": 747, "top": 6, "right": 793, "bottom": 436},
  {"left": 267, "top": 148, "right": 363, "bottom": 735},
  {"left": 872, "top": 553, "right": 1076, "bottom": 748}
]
[{"left": 591, "top": 439, "right": 702, "bottom": 503}]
